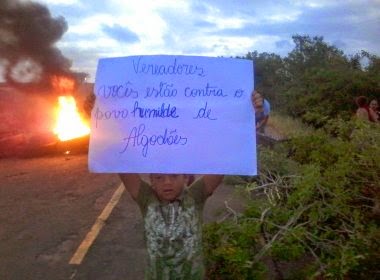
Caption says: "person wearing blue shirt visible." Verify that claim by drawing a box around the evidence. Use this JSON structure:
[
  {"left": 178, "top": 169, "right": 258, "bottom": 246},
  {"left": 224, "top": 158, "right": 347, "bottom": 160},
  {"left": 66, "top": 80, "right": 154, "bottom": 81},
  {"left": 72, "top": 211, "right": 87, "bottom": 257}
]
[{"left": 252, "top": 91, "right": 270, "bottom": 133}]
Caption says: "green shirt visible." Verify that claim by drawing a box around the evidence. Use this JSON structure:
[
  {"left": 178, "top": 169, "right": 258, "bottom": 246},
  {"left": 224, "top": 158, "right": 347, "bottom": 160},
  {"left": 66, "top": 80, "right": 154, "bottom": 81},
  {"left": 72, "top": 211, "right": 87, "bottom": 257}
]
[{"left": 137, "top": 179, "right": 208, "bottom": 280}]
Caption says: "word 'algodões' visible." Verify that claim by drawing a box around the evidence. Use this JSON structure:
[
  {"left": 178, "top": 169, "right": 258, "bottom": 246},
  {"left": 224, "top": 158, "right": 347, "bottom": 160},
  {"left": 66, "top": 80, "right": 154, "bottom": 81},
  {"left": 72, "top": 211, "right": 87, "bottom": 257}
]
[{"left": 120, "top": 124, "right": 188, "bottom": 157}]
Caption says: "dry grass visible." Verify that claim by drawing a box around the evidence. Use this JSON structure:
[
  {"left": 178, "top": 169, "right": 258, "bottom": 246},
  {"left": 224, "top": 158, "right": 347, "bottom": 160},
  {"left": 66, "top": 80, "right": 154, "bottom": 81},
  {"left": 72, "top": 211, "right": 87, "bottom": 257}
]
[{"left": 266, "top": 112, "right": 314, "bottom": 139}]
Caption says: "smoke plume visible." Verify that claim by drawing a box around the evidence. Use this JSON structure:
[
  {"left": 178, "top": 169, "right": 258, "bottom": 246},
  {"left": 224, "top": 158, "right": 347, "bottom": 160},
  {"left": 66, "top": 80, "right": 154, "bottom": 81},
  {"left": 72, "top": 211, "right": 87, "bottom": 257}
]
[{"left": 0, "top": 0, "right": 79, "bottom": 89}]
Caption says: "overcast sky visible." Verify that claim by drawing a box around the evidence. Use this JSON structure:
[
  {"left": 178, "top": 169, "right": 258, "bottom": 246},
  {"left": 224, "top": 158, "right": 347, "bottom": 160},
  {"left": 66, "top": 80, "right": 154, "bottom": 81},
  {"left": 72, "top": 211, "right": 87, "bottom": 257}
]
[{"left": 34, "top": 0, "right": 380, "bottom": 81}]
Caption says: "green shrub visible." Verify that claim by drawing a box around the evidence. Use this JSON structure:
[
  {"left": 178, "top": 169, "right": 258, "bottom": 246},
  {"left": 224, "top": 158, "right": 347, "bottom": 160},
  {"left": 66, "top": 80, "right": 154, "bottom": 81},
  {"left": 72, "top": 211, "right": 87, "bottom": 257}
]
[{"left": 203, "top": 119, "right": 380, "bottom": 279}]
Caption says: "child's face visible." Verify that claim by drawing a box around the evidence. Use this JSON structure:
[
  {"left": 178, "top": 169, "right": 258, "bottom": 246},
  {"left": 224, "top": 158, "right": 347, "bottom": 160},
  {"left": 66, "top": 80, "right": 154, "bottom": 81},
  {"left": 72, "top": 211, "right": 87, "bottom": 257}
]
[
  {"left": 150, "top": 174, "right": 188, "bottom": 202},
  {"left": 370, "top": 100, "right": 378, "bottom": 110}
]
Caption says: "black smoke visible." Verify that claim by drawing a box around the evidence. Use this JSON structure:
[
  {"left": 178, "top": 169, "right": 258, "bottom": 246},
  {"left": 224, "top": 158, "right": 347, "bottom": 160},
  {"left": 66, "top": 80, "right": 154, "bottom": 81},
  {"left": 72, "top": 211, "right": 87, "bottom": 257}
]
[{"left": 0, "top": 0, "right": 84, "bottom": 90}]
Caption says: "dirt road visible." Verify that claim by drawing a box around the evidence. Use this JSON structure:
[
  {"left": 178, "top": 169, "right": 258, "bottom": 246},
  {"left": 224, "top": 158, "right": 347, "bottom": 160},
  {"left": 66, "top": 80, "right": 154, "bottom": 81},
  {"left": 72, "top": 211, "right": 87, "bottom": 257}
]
[{"left": 0, "top": 154, "right": 240, "bottom": 280}]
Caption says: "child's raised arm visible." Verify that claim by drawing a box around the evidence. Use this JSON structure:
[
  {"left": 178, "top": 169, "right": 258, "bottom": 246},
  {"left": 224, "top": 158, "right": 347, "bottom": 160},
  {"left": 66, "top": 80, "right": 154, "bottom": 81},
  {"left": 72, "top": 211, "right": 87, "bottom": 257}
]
[
  {"left": 118, "top": 173, "right": 142, "bottom": 201},
  {"left": 202, "top": 175, "right": 224, "bottom": 197}
]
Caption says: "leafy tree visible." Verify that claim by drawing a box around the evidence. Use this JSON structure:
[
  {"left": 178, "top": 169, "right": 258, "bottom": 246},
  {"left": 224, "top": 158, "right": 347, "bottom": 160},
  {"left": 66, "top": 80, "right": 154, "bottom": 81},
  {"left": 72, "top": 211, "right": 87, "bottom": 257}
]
[
  {"left": 240, "top": 35, "right": 379, "bottom": 126},
  {"left": 238, "top": 51, "right": 285, "bottom": 109},
  {"left": 276, "top": 35, "right": 380, "bottom": 126},
  {"left": 362, "top": 50, "right": 380, "bottom": 76},
  {"left": 284, "top": 35, "right": 348, "bottom": 79}
]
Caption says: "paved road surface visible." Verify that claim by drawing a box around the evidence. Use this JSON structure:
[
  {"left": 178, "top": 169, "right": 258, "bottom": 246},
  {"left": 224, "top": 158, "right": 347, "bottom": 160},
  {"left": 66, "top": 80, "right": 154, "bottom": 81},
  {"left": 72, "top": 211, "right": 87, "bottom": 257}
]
[{"left": 0, "top": 154, "right": 241, "bottom": 280}]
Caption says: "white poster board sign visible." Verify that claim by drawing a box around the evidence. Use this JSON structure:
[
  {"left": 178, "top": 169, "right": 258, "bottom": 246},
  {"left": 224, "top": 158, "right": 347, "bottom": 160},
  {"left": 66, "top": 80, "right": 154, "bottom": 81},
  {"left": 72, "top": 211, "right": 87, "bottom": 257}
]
[{"left": 89, "top": 55, "right": 256, "bottom": 175}]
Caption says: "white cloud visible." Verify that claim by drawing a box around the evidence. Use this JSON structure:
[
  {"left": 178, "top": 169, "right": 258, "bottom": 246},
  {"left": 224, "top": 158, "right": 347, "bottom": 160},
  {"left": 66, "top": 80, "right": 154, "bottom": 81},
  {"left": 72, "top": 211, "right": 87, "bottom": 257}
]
[
  {"left": 206, "top": 15, "right": 251, "bottom": 29},
  {"left": 266, "top": 10, "right": 302, "bottom": 23},
  {"left": 292, "top": 0, "right": 327, "bottom": 8},
  {"left": 68, "top": 14, "right": 116, "bottom": 35},
  {"left": 107, "top": 0, "right": 190, "bottom": 45},
  {"left": 31, "top": 0, "right": 380, "bottom": 81},
  {"left": 290, "top": 0, "right": 376, "bottom": 8},
  {"left": 61, "top": 0, "right": 193, "bottom": 58},
  {"left": 36, "top": 0, "right": 81, "bottom": 6},
  {"left": 59, "top": 37, "right": 117, "bottom": 50},
  {"left": 197, "top": 4, "right": 254, "bottom": 29},
  {"left": 162, "top": 33, "right": 282, "bottom": 58}
]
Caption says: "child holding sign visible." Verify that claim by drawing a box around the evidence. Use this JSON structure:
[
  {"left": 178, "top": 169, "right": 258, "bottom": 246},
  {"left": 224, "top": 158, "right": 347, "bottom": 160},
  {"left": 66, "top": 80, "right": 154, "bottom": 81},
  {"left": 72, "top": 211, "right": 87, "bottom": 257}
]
[
  {"left": 90, "top": 55, "right": 256, "bottom": 279},
  {"left": 118, "top": 90, "right": 259, "bottom": 279},
  {"left": 119, "top": 173, "right": 223, "bottom": 280}
]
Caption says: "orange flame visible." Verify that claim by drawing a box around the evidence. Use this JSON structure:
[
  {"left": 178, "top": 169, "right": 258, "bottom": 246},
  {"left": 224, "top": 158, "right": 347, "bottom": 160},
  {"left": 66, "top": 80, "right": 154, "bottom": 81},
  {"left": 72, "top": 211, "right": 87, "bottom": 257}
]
[
  {"left": 51, "top": 76, "right": 75, "bottom": 94},
  {"left": 53, "top": 96, "right": 90, "bottom": 141}
]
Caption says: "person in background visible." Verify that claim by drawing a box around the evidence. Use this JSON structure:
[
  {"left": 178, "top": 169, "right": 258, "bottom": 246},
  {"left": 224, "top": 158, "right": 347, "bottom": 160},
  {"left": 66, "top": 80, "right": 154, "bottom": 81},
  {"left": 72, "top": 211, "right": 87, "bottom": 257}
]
[
  {"left": 355, "top": 96, "right": 370, "bottom": 121},
  {"left": 355, "top": 96, "right": 378, "bottom": 122},
  {"left": 252, "top": 91, "right": 270, "bottom": 133},
  {"left": 369, "top": 98, "right": 380, "bottom": 122}
]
